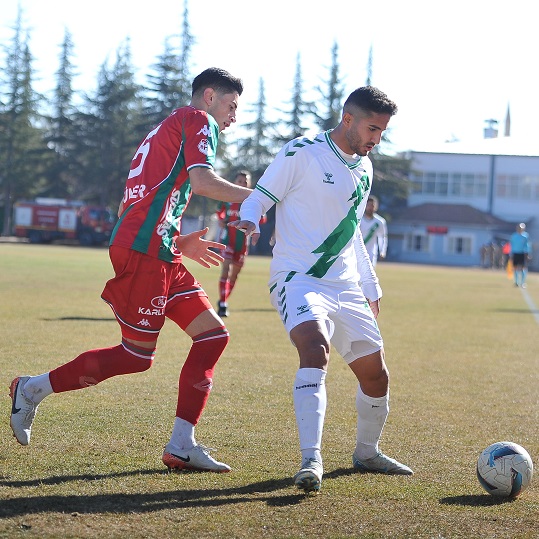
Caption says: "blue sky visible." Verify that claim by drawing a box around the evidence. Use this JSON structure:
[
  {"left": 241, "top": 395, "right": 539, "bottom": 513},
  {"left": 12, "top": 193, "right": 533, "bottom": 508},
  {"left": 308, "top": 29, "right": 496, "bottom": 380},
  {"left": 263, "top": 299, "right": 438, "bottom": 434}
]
[{"left": 2, "top": 0, "right": 536, "bottom": 153}]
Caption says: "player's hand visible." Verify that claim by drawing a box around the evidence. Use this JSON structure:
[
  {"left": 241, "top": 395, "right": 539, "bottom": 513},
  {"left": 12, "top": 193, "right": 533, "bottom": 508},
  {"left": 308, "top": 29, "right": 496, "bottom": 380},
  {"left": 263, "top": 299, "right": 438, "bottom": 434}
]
[
  {"left": 176, "top": 228, "right": 225, "bottom": 268},
  {"left": 228, "top": 220, "right": 260, "bottom": 245},
  {"left": 367, "top": 298, "right": 380, "bottom": 319}
]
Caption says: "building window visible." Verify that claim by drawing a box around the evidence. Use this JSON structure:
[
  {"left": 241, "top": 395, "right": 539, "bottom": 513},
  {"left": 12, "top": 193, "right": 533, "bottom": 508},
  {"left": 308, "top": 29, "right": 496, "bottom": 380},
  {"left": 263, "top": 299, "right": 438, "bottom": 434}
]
[
  {"left": 446, "top": 236, "right": 472, "bottom": 255},
  {"left": 436, "top": 173, "right": 449, "bottom": 195},
  {"left": 411, "top": 171, "right": 423, "bottom": 193},
  {"left": 405, "top": 234, "right": 430, "bottom": 252},
  {"left": 425, "top": 172, "right": 436, "bottom": 194},
  {"left": 475, "top": 174, "right": 488, "bottom": 196},
  {"left": 413, "top": 171, "right": 489, "bottom": 198}
]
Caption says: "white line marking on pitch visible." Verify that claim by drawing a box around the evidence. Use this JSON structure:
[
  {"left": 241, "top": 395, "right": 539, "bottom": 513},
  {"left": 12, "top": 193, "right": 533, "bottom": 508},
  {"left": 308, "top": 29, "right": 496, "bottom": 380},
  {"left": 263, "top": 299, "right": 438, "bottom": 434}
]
[{"left": 521, "top": 288, "right": 539, "bottom": 325}]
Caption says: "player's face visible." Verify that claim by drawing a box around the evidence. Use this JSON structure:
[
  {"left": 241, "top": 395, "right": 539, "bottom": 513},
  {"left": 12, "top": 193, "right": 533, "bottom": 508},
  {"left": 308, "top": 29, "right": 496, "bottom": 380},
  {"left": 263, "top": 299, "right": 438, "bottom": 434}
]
[
  {"left": 345, "top": 111, "right": 391, "bottom": 156},
  {"left": 365, "top": 200, "right": 375, "bottom": 216},
  {"left": 234, "top": 174, "right": 250, "bottom": 188},
  {"left": 208, "top": 91, "right": 239, "bottom": 132}
]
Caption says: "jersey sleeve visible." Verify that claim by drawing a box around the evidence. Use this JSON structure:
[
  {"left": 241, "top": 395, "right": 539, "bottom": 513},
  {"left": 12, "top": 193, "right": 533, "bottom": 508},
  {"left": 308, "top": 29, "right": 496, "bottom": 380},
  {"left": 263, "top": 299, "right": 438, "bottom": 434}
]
[
  {"left": 182, "top": 110, "right": 219, "bottom": 171},
  {"left": 215, "top": 202, "right": 226, "bottom": 220},
  {"left": 379, "top": 216, "right": 388, "bottom": 257},
  {"left": 239, "top": 139, "right": 303, "bottom": 230}
]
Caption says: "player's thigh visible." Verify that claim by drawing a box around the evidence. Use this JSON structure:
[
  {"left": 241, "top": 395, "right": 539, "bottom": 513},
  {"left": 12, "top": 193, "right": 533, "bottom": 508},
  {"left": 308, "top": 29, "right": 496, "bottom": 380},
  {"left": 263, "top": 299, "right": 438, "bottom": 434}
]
[
  {"left": 101, "top": 247, "right": 171, "bottom": 341},
  {"left": 269, "top": 274, "right": 336, "bottom": 342},
  {"left": 166, "top": 264, "right": 223, "bottom": 334}
]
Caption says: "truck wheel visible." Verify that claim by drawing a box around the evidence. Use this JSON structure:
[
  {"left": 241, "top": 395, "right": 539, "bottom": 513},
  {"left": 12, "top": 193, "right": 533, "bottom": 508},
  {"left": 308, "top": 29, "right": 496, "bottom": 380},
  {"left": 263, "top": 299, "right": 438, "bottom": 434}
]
[
  {"left": 79, "top": 232, "right": 94, "bottom": 246},
  {"left": 28, "top": 231, "right": 42, "bottom": 244}
]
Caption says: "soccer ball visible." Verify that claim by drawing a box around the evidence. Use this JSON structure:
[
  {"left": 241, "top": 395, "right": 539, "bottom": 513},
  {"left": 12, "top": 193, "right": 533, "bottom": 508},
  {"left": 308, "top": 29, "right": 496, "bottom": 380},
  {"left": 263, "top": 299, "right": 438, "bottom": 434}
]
[{"left": 476, "top": 441, "right": 534, "bottom": 498}]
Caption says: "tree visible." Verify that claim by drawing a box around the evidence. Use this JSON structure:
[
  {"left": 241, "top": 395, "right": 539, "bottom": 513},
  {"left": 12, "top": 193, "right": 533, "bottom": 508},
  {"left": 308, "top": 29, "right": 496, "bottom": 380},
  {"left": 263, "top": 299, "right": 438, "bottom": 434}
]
[
  {"left": 235, "top": 77, "right": 280, "bottom": 179},
  {"left": 277, "top": 52, "right": 314, "bottom": 143},
  {"left": 145, "top": 1, "right": 194, "bottom": 126},
  {"left": 74, "top": 40, "right": 146, "bottom": 209},
  {"left": 0, "top": 7, "right": 45, "bottom": 235},
  {"left": 41, "top": 28, "right": 79, "bottom": 199},
  {"left": 312, "top": 41, "right": 345, "bottom": 131}
]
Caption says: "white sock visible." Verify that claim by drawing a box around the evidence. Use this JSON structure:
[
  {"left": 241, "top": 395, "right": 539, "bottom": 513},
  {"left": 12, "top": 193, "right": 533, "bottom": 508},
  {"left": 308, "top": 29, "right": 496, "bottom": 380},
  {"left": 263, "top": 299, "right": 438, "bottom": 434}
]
[
  {"left": 169, "top": 417, "right": 196, "bottom": 451},
  {"left": 293, "top": 368, "right": 326, "bottom": 463},
  {"left": 23, "top": 373, "right": 53, "bottom": 405},
  {"left": 355, "top": 384, "right": 389, "bottom": 460}
]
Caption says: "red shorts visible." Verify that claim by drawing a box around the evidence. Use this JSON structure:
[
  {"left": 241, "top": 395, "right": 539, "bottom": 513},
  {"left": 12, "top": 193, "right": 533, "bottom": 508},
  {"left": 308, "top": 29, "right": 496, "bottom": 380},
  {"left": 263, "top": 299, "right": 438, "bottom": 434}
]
[
  {"left": 101, "top": 246, "right": 211, "bottom": 341},
  {"left": 222, "top": 246, "right": 245, "bottom": 267}
]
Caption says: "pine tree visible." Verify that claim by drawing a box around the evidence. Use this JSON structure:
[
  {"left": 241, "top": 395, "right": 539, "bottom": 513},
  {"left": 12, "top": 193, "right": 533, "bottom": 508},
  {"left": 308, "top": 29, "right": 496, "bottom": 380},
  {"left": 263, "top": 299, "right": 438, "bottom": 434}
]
[
  {"left": 312, "top": 41, "right": 345, "bottom": 131},
  {"left": 74, "top": 40, "right": 146, "bottom": 209},
  {"left": 41, "top": 28, "right": 79, "bottom": 199},
  {"left": 144, "top": 1, "right": 194, "bottom": 126},
  {"left": 235, "top": 77, "right": 280, "bottom": 180},
  {"left": 277, "top": 52, "right": 314, "bottom": 143},
  {"left": 0, "top": 7, "right": 45, "bottom": 235}
]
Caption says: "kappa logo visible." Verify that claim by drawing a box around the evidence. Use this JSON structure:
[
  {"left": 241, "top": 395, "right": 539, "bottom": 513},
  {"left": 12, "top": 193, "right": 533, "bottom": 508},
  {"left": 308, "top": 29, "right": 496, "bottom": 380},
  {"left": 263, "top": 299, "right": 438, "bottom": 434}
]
[
  {"left": 138, "top": 319, "right": 151, "bottom": 327},
  {"left": 323, "top": 172, "right": 334, "bottom": 184},
  {"left": 196, "top": 125, "right": 211, "bottom": 137}
]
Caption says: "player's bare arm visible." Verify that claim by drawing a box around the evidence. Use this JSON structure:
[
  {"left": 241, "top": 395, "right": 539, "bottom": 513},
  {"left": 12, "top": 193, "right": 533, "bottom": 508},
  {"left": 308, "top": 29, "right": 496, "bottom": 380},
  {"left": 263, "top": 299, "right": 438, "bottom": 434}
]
[
  {"left": 176, "top": 227, "right": 226, "bottom": 268},
  {"left": 189, "top": 167, "right": 252, "bottom": 203}
]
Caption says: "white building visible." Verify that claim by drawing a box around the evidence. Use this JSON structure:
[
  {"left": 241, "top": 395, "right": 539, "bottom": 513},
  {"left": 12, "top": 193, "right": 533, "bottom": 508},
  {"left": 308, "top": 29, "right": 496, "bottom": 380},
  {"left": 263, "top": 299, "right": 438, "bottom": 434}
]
[{"left": 389, "top": 135, "right": 539, "bottom": 270}]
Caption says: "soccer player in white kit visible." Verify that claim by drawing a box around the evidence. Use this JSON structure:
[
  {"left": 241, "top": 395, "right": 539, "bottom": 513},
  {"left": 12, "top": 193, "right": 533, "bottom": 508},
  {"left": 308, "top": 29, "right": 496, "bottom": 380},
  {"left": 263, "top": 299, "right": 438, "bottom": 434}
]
[
  {"left": 360, "top": 195, "right": 388, "bottom": 266},
  {"left": 230, "top": 86, "right": 413, "bottom": 492}
]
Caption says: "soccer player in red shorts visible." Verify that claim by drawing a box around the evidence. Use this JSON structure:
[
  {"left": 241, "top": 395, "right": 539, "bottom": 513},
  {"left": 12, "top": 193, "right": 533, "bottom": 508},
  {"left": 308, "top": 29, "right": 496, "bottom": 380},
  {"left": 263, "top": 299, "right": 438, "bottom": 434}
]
[
  {"left": 215, "top": 170, "right": 266, "bottom": 316},
  {"left": 9, "top": 68, "right": 252, "bottom": 473}
]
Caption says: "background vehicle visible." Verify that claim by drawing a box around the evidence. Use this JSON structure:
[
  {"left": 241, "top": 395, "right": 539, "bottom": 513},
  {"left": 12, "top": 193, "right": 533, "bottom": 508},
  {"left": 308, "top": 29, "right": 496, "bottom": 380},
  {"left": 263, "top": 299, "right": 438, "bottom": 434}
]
[{"left": 13, "top": 198, "right": 115, "bottom": 246}]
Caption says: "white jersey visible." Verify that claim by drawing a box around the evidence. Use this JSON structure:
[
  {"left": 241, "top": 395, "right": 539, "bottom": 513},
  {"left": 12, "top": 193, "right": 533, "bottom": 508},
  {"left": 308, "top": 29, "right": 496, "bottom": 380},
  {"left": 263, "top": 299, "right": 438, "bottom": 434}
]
[
  {"left": 360, "top": 213, "right": 388, "bottom": 266},
  {"left": 240, "top": 131, "right": 382, "bottom": 301}
]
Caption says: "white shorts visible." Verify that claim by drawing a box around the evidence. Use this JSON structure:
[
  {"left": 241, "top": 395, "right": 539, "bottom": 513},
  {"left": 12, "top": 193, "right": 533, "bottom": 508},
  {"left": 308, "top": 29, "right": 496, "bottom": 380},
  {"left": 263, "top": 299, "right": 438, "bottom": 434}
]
[{"left": 269, "top": 273, "right": 383, "bottom": 363}]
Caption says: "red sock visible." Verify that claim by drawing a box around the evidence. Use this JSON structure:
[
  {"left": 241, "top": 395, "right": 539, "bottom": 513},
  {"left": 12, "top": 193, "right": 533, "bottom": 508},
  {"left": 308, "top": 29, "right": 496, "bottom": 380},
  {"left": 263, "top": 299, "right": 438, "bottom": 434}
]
[
  {"left": 228, "top": 280, "right": 236, "bottom": 298},
  {"left": 49, "top": 340, "right": 154, "bottom": 393},
  {"left": 176, "top": 326, "right": 229, "bottom": 424}
]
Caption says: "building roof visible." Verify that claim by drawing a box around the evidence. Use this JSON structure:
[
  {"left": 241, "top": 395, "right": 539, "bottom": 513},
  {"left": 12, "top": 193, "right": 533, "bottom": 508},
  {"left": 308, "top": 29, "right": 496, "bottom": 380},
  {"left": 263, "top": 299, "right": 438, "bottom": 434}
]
[
  {"left": 391, "top": 203, "right": 515, "bottom": 227},
  {"left": 407, "top": 137, "right": 538, "bottom": 157}
]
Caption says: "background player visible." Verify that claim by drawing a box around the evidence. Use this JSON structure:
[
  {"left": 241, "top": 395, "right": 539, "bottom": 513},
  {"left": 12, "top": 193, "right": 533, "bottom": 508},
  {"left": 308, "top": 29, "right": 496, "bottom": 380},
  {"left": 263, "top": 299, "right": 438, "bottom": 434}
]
[
  {"left": 510, "top": 222, "right": 532, "bottom": 288},
  {"left": 10, "top": 67, "right": 251, "bottom": 474},
  {"left": 360, "top": 195, "right": 388, "bottom": 266},
  {"left": 215, "top": 170, "right": 266, "bottom": 317}
]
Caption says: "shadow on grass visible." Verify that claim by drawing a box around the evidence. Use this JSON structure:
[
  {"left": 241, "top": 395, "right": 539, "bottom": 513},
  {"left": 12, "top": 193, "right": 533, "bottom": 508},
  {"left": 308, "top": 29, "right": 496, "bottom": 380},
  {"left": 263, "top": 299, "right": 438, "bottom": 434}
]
[
  {"left": 440, "top": 494, "right": 517, "bottom": 506},
  {"left": 42, "top": 317, "right": 116, "bottom": 322},
  {"left": 0, "top": 467, "right": 357, "bottom": 516},
  {"left": 494, "top": 308, "right": 539, "bottom": 315}
]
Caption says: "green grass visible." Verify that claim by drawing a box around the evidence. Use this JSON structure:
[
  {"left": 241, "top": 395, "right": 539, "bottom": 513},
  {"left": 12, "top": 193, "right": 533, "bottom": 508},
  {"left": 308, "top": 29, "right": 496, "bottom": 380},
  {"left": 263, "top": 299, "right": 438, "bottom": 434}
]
[{"left": 0, "top": 243, "right": 538, "bottom": 539}]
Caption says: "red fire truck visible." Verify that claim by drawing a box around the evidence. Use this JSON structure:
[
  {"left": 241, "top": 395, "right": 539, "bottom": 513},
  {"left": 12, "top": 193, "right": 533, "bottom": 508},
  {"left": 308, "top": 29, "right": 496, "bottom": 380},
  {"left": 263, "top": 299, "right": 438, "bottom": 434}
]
[{"left": 13, "top": 198, "right": 115, "bottom": 246}]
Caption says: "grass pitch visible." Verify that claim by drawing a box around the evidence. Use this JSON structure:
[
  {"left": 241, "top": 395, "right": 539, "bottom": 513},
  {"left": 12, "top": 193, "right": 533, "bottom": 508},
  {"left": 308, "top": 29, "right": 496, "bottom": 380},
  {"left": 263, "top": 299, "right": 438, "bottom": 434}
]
[{"left": 0, "top": 243, "right": 537, "bottom": 538}]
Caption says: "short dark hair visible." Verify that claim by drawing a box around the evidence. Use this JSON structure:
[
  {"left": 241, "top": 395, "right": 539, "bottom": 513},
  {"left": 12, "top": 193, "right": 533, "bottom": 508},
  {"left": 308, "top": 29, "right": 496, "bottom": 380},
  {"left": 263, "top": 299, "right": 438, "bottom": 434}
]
[
  {"left": 192, "top": 68, "right": 244, "bottom": 97},
  {"left": 344, "top": 86, "right": 397, "bottom": 116},
  {"left": 368, "top": 195, "right": 379, "bottom": 208}
]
